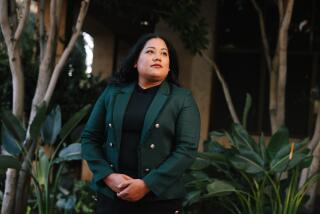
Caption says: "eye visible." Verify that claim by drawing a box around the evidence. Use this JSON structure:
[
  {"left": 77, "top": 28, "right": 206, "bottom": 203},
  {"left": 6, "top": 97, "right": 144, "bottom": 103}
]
[
  {"left": 161, "top": 51, "right": 168, "bottom": 56},
  {"left": 146, "top": 50, "right": 154, "bottom": 54}
]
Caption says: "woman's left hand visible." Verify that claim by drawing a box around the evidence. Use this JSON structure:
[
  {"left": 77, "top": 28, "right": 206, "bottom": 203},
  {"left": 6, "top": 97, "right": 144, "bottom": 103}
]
[{"left": 117, "top": 179, "right": 150, "bottom": 201}]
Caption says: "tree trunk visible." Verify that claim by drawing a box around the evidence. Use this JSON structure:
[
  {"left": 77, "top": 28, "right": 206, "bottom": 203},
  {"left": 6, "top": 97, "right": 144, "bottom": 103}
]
[
  {"left": 276, "top": 0, "right": 294, "bottom": 128},
  {"left": 0, "top": 0, "right": 28, "bottom": 212},
  {"left": 1, "top": 169, "right": 17, "bottom": 214}
]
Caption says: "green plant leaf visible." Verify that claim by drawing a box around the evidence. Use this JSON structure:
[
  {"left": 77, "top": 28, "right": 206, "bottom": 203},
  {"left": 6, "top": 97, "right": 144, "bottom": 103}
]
[
  {"left": 0, "top": 109, "right": 25, "bottom": 142},
  {"left": 41, "top": 105, "right": 61, "bottom": 145},
  {"left": 205, "top": 179, "right": 236, "bottom": 197},
  {"left": 270, "top": 153, "right": 309, "bottom": 173},
  {"left": 229, "top": 154, "right": 265, "bottom": 174},
  {"left": 0, "top": 110, "right": 25, "bottom": 156},
  {"left": 36, "top": 148, "right": 50, "bottom": 186},
  {"left": 1, "top": 125, "right": 23, "bottom": 156},
  {"left": 198, "top": 152, "right": 227, "bottom": 163},
  {"left": 54, "top": 143, "right": 81, "bottom": 163},
  {"left": 30, "top": 102, "right": 47, "bottom": 141},
  {"left": 231, "top": 123, "right": 258, "bottom": 153},
  {"left": 184, "top": 190, "right": 202, "bottom": 206},
  {"left": 59, "top": 104, "right": 91, "bottom": 140},
  {"left": 190, "top": 157, "right": 211, "bottom": 170},
  {"left": 0, "top": 155, "right": 21, "bottom": 173},
  {"left": 258, "top": 133, "right": 267, "bottom": 163},
  {"left": 267, "top": 126, "right": 289, "bottom": 159}
]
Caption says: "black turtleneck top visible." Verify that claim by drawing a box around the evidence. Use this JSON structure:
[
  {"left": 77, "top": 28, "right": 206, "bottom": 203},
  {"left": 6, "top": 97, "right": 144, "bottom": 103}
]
[{"left": 118, "top": 84, "right": 160, "bottom": 178}]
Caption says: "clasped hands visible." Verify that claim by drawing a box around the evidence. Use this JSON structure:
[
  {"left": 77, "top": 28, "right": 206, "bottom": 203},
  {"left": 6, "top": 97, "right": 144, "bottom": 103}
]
[{"left": 104, "top": 173, "right": 150, "bottom": 202}]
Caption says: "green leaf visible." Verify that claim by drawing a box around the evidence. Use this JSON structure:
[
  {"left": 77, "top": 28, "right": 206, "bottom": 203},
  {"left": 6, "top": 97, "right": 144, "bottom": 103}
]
[
  {"left": 60, "top": 104, "right": 91, "bottom": 140},
  {"left": 0, "top": 155, "right": 21, "bottom": 173},
  {"left": 229, "top": 154, "right": 265, "bottom": 174},
  {"left": 267, "top": 126, "right": 289, "bottom": 159},
  {"left": 205, "top": 180, "right": 236, "bottom": 197},
  {"left": 0, "top": 109, "right": 25, "bottom": 142},
  {"left": 1, "top": 125, "right": 23, "bottom": 156},
  {"left": 258, "top": 133, "right": 267, "bottom": 163},
  {"left": 232, "top": 123, "right": 258, "bottom": 153},
  {"left": 190, "top": 157, "right": 211, "bottom": 170},
  {"left": 30, "top": 102, "right": 47, "bottom": 141},
  {"left": 0, "top": 110, "right": 26, "bottom": 155},
  {"left": 54, "top": 143, "right": 81, "bottom": 163},
  {"left": 197, "top": 152, "right": 227, "bottom": 163},
  {"left": 184, "top": 190, "right": 202, "bottom": 207},
  {"left": 36, "top": 148, "right": 50, "bottom": 186},
  {"left": 270, "top": 153, "right": 309, "bottom": 173},
  {"left": 41, "top": 105, "right": 61, "bottom": 145}
]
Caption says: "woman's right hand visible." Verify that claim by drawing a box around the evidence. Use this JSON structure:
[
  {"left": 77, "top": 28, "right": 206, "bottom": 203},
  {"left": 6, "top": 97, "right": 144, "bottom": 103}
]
[{"left": 103, "top": 173, "right": 133, "bottom": 193}]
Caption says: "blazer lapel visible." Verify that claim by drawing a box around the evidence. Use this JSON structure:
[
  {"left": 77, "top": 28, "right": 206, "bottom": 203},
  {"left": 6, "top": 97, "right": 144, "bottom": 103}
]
[
  {"left": 112, "top": 83, "right": 135, "bottom": 147},
  {"left": 140, "top": 81, "right": 170, "bottom": 144}
]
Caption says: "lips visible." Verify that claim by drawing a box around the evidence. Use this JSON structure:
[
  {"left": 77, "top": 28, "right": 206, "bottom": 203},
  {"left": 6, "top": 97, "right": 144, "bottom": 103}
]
[{"left": 151, "top": 64, "right": 162, "bottom": 68}]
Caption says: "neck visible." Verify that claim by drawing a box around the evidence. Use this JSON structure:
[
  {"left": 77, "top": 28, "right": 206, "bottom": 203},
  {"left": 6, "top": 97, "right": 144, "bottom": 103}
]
[{"left": 138, "top": 79, "right": 163, "bottom": 89}]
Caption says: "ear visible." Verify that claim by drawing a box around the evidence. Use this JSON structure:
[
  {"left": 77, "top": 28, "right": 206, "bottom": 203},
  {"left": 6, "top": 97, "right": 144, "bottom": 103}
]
[{"left": 134, "top": 63, "right": 137, "bottom": 68}]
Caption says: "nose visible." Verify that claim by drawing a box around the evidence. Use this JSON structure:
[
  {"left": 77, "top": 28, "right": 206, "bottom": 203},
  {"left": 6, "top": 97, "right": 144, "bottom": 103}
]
[{"left": 153, "top": 53, "right": 161, "bottom": 62}]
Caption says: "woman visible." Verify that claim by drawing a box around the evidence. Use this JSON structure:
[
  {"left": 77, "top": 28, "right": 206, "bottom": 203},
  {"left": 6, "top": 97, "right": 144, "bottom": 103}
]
[{"left": 81, "top": 33, "right": 200, "bottom": 214}]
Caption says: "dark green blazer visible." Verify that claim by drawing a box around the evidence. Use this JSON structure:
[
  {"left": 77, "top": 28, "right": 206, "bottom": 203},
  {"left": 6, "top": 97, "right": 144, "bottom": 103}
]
[{"left": 81, "top": 80, "right": 200, "bottom": 200}]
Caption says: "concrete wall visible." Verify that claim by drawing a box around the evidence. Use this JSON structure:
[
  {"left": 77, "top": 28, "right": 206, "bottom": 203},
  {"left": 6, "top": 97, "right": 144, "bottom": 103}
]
[{"left": 83, "top": 15, "right": 114, "bottom": 80}]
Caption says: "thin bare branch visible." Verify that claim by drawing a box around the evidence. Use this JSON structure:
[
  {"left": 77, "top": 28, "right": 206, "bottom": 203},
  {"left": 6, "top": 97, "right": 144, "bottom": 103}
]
[
  {"left": 30, "top": 0, "right": 58, "bottom": 124},
  {"left": 250, "top": 0, "right": 272, "bottom": 74},
  {"left": 201, "top": 52, "right": 240, "bottom": 124},
  {"left": 44, "top": 0, "right": 91, "bottom": 103},
  {"left": 13, "top": 0, "right": 31, "bottom": 48},
  {"left": 39, "top": 0, "right": 45, "bottom": 60}
]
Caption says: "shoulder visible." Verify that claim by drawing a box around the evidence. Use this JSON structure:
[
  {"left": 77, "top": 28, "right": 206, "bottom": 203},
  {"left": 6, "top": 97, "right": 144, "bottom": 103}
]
[{"left": 170, "top": 84, "right": 193, "bottom": 97}]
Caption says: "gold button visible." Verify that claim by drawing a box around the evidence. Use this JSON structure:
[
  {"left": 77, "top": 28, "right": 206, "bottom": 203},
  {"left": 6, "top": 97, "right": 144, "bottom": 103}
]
[
  {"left": 144, "top": 168, "right": 150, "bottom": 172},
  {"left": 109, "top": 142, "right": 113, "bottom": 147},
  {"left": 108, "top": 123, "right": 112, "bottom": 128},
  {"left": 174, "top": 211, "right": 179, "bottom": 214},
  {"left": 155, "top": 123, "right": 160, "bottom": 128},
  {"left": 150, "top": 144, "right": 155, "bottom": 149},
  {"left": 109, "top": 164, "right": 114, "bottom": 168}
]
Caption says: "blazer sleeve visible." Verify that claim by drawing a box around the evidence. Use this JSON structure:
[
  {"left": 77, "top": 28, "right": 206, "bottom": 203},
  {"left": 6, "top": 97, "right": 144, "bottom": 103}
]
[
  {"left": 142, "top": 91, "right": 200, "bottom": 197},
  {"left": 81, "top": 86, "right": 114, "bottom": 185}
]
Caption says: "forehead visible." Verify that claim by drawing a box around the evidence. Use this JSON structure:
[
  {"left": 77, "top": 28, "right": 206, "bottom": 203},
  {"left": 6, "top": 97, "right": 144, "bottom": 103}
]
[{"left": 143, "top": 38, "right": 168, "bottom": 50}]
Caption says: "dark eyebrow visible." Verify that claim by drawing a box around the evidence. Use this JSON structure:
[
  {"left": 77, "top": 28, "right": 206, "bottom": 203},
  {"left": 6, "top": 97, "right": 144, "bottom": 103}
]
[{"left": 145, "top": 46, "right": 168, "bottom": 51}]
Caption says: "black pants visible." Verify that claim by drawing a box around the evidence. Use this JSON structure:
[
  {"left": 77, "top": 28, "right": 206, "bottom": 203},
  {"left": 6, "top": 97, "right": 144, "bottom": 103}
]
[{"left": 95, "top": 193, "right": 182, "bottom": 214}]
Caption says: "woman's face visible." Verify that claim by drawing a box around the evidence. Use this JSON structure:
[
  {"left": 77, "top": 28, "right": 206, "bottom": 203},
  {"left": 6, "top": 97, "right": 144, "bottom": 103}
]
[{"left": 135, "top": 38, "right": 170, "bottom": 85}]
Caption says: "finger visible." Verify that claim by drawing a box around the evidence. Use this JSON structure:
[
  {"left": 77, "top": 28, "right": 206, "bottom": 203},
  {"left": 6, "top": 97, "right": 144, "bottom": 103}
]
[
  {"left": 122, "top": 174, "right": 133, "bottom": 180},
  {"left": 118, "top": 180, "right": 131, "bottom": 189},
  {"left": 117, "top": 189, "right": 129, "bottom": 198}
]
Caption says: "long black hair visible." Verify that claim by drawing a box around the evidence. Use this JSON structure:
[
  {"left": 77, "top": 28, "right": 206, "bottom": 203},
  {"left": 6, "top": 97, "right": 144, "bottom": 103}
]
[{"left": 108, "top": 33, "right": 180, "bottom": 86}]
